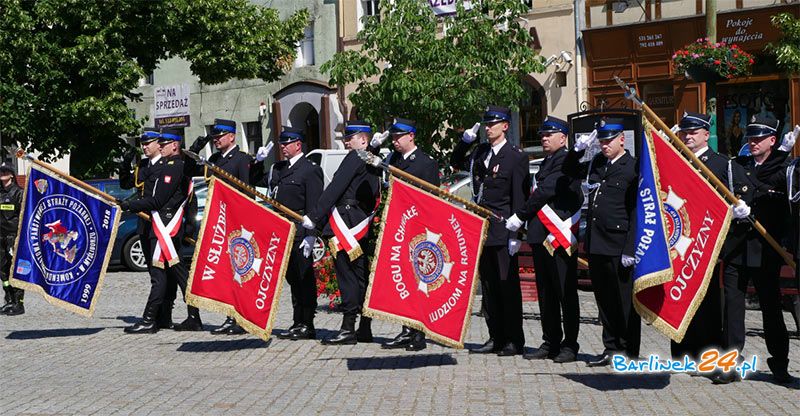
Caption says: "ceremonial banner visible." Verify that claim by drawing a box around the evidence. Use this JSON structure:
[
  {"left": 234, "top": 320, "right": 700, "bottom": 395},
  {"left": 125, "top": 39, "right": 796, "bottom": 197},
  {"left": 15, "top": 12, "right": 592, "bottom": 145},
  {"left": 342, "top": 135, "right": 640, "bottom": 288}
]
[
  {"left": 186, "top": 178, "right": 294, "bottom": 340},
  {"left": 364, "top": 178, "right": 488, "bottom": 348},
  {"left": 633, "top": 128, "right": 732, "bottom": 342},
  {"left": 10, "top": 164, "right": 121, "bottom": 317},
  {"left": 631, "top": 130, "right": 673, "bottom": 292}
]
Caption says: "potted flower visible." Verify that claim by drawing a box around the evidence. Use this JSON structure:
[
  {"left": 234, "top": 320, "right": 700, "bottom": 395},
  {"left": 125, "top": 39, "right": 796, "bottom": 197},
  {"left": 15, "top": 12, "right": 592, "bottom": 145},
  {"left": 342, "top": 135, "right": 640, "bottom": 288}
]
[
  {"left": 315, "top": 255, "right": 341, "bottom": 310},
  {"left": 672, "top": 38, "right": 754, "bottom": 83}
]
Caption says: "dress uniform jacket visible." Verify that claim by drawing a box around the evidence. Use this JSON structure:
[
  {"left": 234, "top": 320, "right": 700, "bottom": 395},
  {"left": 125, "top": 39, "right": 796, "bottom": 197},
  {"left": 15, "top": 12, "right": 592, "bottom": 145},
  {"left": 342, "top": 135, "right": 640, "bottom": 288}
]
[
  {"left": 308, "top": 150, "right": 381, "bottom": 238},
  {"left": 187, "top": 145, "right": 252, "bottom": 185},
  {"left": 266, "top": 156, "right": 324, "bottom": 241},
  {"left": 387, "top": 148, "right": 440, "bottom": 187},
  {"left": 563, "top": 149, "right": 637, "bottom": 257},
  {"left": 120, "top": 157, "right": 166, "bottom": 234},
  {"left": 126, "top": 155, "right": 192, "bottom": 223},
  {"left": 450, "top": 140, "right": 530, "bottom": 246},
  {"left": 515, "top": 147, "right": 583, "bottom": 244},
  {"left": 728, "top": 150, "right": 790, "bottom": 266}
]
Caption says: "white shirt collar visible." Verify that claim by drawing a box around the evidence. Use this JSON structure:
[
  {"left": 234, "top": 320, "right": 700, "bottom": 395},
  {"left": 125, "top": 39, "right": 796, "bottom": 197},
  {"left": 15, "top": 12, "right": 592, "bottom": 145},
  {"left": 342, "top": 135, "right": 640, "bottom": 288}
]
[
  {"left": 491, "top": 139, "right": 507, "bottom": 155},
  {"left": 149, "top": 154, "right": 162, "bottom": 165},
  {"left": 694, "top": 146, "right": 710, "bottom": 157},
  {"left": 221, "top": 145, "right": 237, "bottom": 159},
  {"left": 402, "top": 146, "right": 418, "bottom": 160},
  {"left": 289, "top": 152, "right": 304, "bottom": 167},
  {"left": 608, "top": 152, "right": 624, "bottom": 165}
]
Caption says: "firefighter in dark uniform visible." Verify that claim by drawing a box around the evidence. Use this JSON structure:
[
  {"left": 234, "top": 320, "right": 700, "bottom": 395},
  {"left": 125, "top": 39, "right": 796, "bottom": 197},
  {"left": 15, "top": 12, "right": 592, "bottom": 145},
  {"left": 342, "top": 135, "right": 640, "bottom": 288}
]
[
  {"left": 119, "top": 128, "right": 178, "bottom": 329},
  {"left": 119, "top": 129, "right": 202, "bottom": 333},
  {"left": 369, "top": 118, "right": 440, "bottom": 351},
  {"left": 506, "top": 116, "right": 583, "bottom": 363},
  {"left": 0, "top": 162, "right": 24, "bottom": 316},
  {"left": 451, "top": 106, "right": 531, "bottom": 356},
  {"left": 302, "top": 121, "right": 381, "bottom": 345},
  {"left": 563, "top": 118, "right": 640, "bottom": 367},
  {"left": 713, "top": 115, "right": 795, "bottom": 384},
  {"left": 254, "top": 127, "right": 324, "bottom": 340},
  {"left": 668, "top": 112, "right": 753, "bottom": 363},
  {"left": 187, "top": 118, "right": 253, "bottom": 335}
]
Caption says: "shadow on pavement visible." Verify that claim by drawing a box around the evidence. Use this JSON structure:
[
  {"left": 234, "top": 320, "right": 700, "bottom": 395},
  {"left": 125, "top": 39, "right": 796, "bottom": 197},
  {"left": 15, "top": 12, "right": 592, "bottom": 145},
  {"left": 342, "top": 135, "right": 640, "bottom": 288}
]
[
  {"left": 177, "top": 338, "right": 271, "bottom": 352},
  {"left": 743, "top": 372, "right": 800, "bottom": 390},
  {"left": 6, "top": 327, "right": 105, "bottom": 340},
  {"left": 106, "top": 315, "right": 140, "bottom": 324},
  {"left": 344, "top": 353, "right": 457, "bottom": 371},
  {"left": 560, "top": 373, "right": 671, "bottom": 391}
]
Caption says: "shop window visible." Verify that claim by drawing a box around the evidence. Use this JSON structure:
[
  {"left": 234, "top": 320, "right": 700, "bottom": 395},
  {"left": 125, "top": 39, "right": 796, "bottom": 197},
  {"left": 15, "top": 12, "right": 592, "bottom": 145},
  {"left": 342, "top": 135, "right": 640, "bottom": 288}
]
[
  {"left": 718, "top": 79, "right": 791, "bottom": 157},
  {"left": 518, "top": 80, "right": 546, "bottom": 153},
  {"left": 358, "top": 0, "right": 380, "bottom": 32},
  {"left": 244, "top": 121, "right": 263, "bottom": 150}
]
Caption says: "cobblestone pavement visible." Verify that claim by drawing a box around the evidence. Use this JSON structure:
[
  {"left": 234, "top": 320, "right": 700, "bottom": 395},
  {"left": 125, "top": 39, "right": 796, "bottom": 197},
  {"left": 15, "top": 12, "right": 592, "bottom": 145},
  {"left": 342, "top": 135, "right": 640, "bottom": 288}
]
[{"left": 2, "top": 269, "right": 799, "bottom": 415}]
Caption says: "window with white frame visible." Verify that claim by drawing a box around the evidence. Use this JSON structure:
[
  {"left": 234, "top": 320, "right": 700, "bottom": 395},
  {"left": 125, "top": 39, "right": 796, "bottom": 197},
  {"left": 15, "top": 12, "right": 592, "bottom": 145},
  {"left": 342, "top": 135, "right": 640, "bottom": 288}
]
[
  {"left": 357, "top": 0, "right": 380, "bottom": 32},
  {"left": 294, "top": 25, "right": 315, "bottom": 68}
]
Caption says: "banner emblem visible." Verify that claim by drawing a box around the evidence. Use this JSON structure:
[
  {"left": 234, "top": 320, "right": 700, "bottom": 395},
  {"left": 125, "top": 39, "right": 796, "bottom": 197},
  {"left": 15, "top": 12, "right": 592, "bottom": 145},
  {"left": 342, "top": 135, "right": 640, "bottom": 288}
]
[
  {"left": 410, "top": 230, "right": 453, "bottom": 295},
  {"left": 661, "top": 187, "right": 693, "bottom": 259},
  {"left": 228, "top": 226, "right": 262, "bottom": 286},
  {"left": 34, "top": 179, "right": 48, "bottom": 194}
]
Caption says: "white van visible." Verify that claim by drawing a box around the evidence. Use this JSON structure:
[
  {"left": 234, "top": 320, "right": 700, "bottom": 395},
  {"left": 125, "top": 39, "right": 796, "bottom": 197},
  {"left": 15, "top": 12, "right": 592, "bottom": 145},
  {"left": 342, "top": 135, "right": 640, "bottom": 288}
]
[{"left": 306, "top": 148, "right": 391, "bottom": 189}]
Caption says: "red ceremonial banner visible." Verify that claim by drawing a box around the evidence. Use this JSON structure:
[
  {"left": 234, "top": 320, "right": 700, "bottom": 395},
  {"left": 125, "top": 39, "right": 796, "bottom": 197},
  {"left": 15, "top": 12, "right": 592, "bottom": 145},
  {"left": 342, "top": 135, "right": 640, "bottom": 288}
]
[
  {"left": 633, "top": 129, "right": 732, "bottom": 342},
  {"left": 364, "top": 178, "right": 488, "bottom": 348},
  {"left": 186, "top": 178, "right": 295, "bottom": 340}
]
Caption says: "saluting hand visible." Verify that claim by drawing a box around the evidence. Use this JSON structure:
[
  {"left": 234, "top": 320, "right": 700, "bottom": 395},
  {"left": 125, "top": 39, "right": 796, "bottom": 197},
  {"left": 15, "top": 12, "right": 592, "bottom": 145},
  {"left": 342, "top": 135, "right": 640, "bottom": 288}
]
[
  {"left": 779, "top": 125, "right": 800, "bottom": 152},
  {"left": 462, "top": 122, "right": 481, "bottom": 144},
  {"left": 370, "top": 131, "right": 390, "bottom": 148},
  {"left": 256, "top": 142, "right": 274, "bottom": 162},
  {"left": 574, "top": 129, "right": 597, "bottom": 151}
]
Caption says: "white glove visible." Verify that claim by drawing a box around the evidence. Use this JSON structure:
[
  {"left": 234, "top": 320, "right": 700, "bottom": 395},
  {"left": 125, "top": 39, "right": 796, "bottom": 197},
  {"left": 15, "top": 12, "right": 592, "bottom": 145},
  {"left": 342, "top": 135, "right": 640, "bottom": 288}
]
[
  {"left": 508, "top": 239, "right": 522, "bottom": 256},
  {"left": 778, "top": 125, "right": 800, "bottom": 152},
  {"left": 505, "top": 214, "right": 523, "bottom": 232},
  {"left": 301, "top": 215, "right": 315, "bottom": 230},
  {"left": 370, "top": 131, "right": 390, "bottom": 148},
  {"left": 256, "top": 142, "right": 274, "bottom": 162},
  {"left": 732, "top": 200, "right": 751, "bottom": 219},
  {"left": 670, "top": 124, "right": 680, "bottom": 134},
  {"left": 574, "top": 129, "right": 598, "bottom": 151},
  {"left": 621, "top": 255, "right": 635, "bottom": 268},
  {"left": 299, "top": 236, "right": 315, "bottom": 258},
  {"left": 462, "top": 122, "right": 480, "bottom": 144}
]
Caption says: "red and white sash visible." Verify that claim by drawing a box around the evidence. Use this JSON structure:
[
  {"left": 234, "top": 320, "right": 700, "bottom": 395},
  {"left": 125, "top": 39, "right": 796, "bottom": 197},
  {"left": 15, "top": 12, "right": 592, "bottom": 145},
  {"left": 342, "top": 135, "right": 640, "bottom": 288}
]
[
  {"left": 328, "top": 195, "right": 380, "bottom": 261},
  {"left": 537, "top": 204, "right": 580, "bottom": 256},
  {"left": 151, "top": 181, "right": 194, "bottom": 268}
]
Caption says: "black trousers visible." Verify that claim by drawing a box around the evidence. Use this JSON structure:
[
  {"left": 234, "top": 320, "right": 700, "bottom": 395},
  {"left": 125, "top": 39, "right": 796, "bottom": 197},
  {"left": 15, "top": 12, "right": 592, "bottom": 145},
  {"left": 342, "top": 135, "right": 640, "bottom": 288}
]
[
  {"left": 140, "top": 235, "right": 177, "bottom": 320},
  {"left": 589, "top": 254, "right": 641, "bottom": 357},
  {"left": 479, "top": 245, "right": 524, "bottom": 348},
  {"left": 721, "top": 259, "right": 789, "bottom": 369},
  {"left": 286, "top": 240, "right": 317, "bottom": 327},
  {"left": 531, "top": 244, "right": 579, "bottom": 352},
  {"left": 671, "top": 265, "right": 722, "bottom": 360},
  {"left": 143, "top": 231, "right": 197, "bottom": 318},
  {"left": 334, "top": 249, "right": 368, "bottom": 326},
  {"left": 1, "top": 235, "right": 23, "bottom": 300}
]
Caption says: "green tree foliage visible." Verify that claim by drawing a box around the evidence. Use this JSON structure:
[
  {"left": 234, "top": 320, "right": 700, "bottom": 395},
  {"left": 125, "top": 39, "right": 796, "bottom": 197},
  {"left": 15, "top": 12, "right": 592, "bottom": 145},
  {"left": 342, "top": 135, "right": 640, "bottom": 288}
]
[
  {"left": 0, "top": 0, "right": 308, "bottom": 177},
  {"left": 766, "top": 13, "right": 800, "bottom": 75},
  {"left": 321, "top": 0, "right": 545, "bottom": 161}
]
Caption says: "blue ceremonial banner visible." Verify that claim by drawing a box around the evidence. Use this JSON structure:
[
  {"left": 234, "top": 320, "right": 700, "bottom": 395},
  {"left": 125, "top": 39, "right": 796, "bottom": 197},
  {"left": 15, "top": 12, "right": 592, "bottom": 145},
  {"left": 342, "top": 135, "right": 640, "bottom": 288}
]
[
  {"left": 632, "top": 130, "right": 673, "bottom": 292},
  {"left": 10, "top": 164, "right": 121, "bottom": 316}
]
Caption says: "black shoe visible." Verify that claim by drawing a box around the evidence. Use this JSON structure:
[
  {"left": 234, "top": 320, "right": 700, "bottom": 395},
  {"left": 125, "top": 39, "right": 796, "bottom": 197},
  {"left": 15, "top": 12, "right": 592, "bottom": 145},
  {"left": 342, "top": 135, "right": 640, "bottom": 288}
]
[
  {"left": 1, "top": 302, "right": 24, "bottom": 316},
  {"left": 469, "top": 339, "right": 498, "bottom": 354},
  {"left": 523, "top": 345, "right": 556, "bottom": 360},
  {"left": 320, "top": 330, "right": 357, "bottom": 345},
  {"left": 356, "top": 317, "right": 373, "bottom": 343},
  {"left": 767, "top": 358, "right": 794, "bottom": 384},
  {"left": 711, "top": 371, "right": 742, "bottom": 384},
  {"left": 382, "top": 329, "right": 413, "bottom": 349},
  {"left": 405, "top": 331, "right": 427, "bottom": 352},
  {"left": 285, "top": 325, "right": 316, "bottom": 341},
  {"left": 553, "top": 348, "right": 577, "bottom": 363},
  {"left": 225, "top": 323, "right": 246, "bottom": 335},
  {"left": 124, "top": 319, "right": 158, "bottom": 334},
  {"left": 211, "top": 317, "right": 238, "bottom": 335},
  {"left": 587, "top": 353, "right": 613, "bottom": 367},
  {"left": 0, "top": 301, "right": 13, "bottom": 314},
  {"left": 276, "top": 323, "right": 303, "bottom": 339},
  {"left": 174, "top": 317, "right": 203, "bottom": 331},
  {"left": 496, "top": 342, "right": 523, "bottom": 357}
]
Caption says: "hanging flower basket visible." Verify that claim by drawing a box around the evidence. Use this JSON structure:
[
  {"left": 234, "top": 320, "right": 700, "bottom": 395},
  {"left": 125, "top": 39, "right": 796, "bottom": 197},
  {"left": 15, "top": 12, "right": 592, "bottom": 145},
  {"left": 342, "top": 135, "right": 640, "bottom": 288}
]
[{"left": 673, "top": 38, "right": 754, "bottom": 82}]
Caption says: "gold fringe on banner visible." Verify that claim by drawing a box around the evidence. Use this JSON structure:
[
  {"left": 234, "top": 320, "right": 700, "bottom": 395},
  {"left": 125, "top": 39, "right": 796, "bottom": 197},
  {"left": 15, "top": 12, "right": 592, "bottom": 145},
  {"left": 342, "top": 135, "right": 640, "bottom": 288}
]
[
  {"left": 362, "top": 176, "right": 489, "bottom": 349},
  {"left": 9, "top": 164, "right": 122, "bottom": 318}
]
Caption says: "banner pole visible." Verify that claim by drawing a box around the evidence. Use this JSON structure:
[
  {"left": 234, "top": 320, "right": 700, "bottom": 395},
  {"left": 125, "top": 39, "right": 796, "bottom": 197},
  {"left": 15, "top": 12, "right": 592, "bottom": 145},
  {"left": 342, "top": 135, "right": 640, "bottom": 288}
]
[
  {"left": 15, "top": 149, "right": 197, "bottom": 246},
  {"left": 613, "top": 77, "right": 795, "bottom": 269},
  {"left": 182, "top": 150, "right": 303, "bottom": 223}
]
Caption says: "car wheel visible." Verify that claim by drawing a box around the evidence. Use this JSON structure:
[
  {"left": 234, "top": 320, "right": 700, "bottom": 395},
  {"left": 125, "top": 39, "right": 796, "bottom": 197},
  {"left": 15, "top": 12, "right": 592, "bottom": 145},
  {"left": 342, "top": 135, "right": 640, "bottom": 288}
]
[
  {"left": 312, "top": 237, "right": 326, "bottom": 263},
  {"left": 122, "top": 236, "right": 148, "bottom": 272}
]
